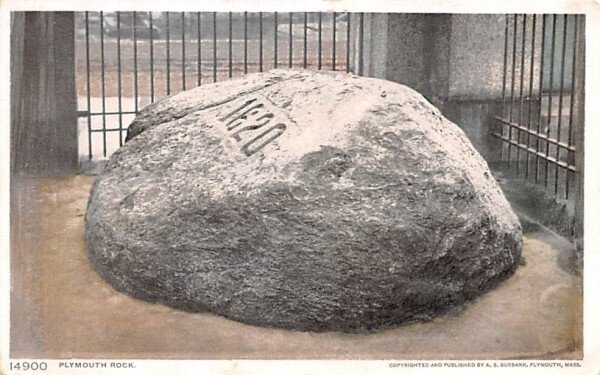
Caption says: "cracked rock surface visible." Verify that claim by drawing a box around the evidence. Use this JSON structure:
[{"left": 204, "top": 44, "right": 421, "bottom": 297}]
[{"left": 86, "top": 70, "right": 522, "bottom": 332}]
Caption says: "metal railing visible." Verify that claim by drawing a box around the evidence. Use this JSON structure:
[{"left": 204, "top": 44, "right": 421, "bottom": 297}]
[
  {"left": 493, "top": 14, "right": 584, "bottom": 200},
  {"left": 76, "top": 11, "right": 364, "bottom": 164}
]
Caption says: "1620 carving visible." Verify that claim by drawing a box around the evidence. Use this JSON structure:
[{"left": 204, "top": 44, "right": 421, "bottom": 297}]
[{"left": 218, "top": 97, "right": 287, "bottom": 156}]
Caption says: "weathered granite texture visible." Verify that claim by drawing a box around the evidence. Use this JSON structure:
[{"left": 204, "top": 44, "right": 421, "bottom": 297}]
[{"left": 86, "top": 70, "right": 522, "bottom": 332}]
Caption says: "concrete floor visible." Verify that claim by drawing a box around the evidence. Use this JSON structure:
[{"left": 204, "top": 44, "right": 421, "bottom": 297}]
[{"left": 10, "top": 175, "right": 582, "bottom": 360}]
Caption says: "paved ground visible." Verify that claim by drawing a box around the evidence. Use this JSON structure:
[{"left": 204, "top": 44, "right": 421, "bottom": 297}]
[{"left": 10, "top": 175, "right": 582, "bottom": 359}]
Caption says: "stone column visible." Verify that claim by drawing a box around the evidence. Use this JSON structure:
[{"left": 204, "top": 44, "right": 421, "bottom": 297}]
[
  {"left": 360, "top": 13, "right": 388, "bottom": 79},
  {"left": 10, "top": 12, "right": 78, "bottom": 176}
]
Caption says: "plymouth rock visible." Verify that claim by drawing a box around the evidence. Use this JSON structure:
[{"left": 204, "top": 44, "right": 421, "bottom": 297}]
[{"left": 85, "top": 70, "right": 522, "bottom": 332}]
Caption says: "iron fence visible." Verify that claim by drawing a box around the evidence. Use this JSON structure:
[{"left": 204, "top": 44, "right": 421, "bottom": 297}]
[
  {"left": 493, "top": 14, "right": 584, "bottom": 200},
  {"left": 76, "top": 11, "right": 364, "bottom": 164}
]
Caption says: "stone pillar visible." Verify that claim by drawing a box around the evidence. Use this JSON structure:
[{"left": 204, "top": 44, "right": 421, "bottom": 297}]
[
  {"left": 360, "top": 13, "right": 388, "bottom": 79},
  {"left": 430, "top": 14, "right": 506, "bottom": 163},
  {"left": 385, "top": 14, "right": 451, "bottom": 101},
  {"left": 10, "top": 12, "right": 78, "bottom": 176}
]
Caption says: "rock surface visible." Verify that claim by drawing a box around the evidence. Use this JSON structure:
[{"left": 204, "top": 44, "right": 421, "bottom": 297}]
[{"left": 86, "top": 70, "right": 522, "bottom": 332}]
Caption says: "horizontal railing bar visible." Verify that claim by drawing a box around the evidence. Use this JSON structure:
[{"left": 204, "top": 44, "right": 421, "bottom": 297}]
[
  {"left": 91, "top": 128, "right": 128, "bottom": 133},
  {"left": 493, "top": 117, "right": 576, "bottom": 152},
  {"left": 79, "top": 111, "right": 139, "bottom": 117},
  {"left": 492, "top": 132, "right": 577, "bottom": 172}
]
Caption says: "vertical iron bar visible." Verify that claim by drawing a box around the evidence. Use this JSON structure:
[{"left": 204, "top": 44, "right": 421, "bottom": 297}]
[
  {"left": 274, "top": 12, "right": 278, "bottom": 68},
  {"left": 525, "top": 14, "right": 537, "bottom": 179},
  {"left": 516, "top": 14, "right": 527, "bottom": 176},
  {"left": 213, "top": 12, "right": 217, "bottom": 82},
  {"left": 182, "top": 12, "right": 186, "bottom": 90},
  {"left": 259, "top": 12, "right": 263, "bottom": 72},
  {"left": 500, "top": 15, "right": 509, "bottom": 163},
  {"left": 197, "top": 12, "right": 201, "bottom": 86},
  {"left": 100, "top": 11, "right": 107, "bottom": 157},
  {"left": 149, "top": 12, "right": 155, "bottom": 102},
  {"left": 509, "top": 15, "right": 518, "bottom": 120},
  {"left": 507, "top": 14, "right": 518, "bottom": 166},
  {"left": 346, "top": 12, "right": 350, "bottom": 73},
  {"left": 166, "top": 12, "right": 171, "bottom": 95},
  {"left": 289, "top": 12, "right": 293, "bottom": 68},
  {"left": 117, "top": 12, "right": 123, "bottom": 146},
  {"left": 303, "top": 12, "right": 307, "bottom": 68},
  {"left": 332, "top": 12, "right": 336, "bottom": 71},
  {"left": 534, "top": 15, "right": 547, "bottom": 184},
  {"left": 318, "top": 12, "right": 322, "bottom": 70},
  {"left": 554, "top": 14, "right": 569, "bottom": 194},
  {"left": 133, "top": 11, "right": 138, "bottom": 113},
  {"left": 85, "top": 12, "right": 92, "bottom": 160},
  {"left": 544, "top": 14, "right": 557, "bottom": 187},
  {"left": 358, "top": 13, "right": 364, "bottom": 75},
  {"left": 566, "top": 16, "right": 579, "bottom": 199},
  {"left": 567, "top": 15, "right": 578, "bottom": 149},
  {"left": 501, "top": 15, "right": 509, "bottom": 119},
  {"left": 244, "top": 12, "right": 248, "bottom": 74},
  {"left": 228, "top": 12, "right": 232, "bottom": 78}
]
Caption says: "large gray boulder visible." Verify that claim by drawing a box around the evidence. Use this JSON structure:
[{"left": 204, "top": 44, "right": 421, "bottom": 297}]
[{"left": 86, "top": 70, "right": 522, "bottom": 332}]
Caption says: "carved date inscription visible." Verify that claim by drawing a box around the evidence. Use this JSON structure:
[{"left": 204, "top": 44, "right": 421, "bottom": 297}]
[{"left": 217, "top": 97, "right": 287, "bottom": 156}]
